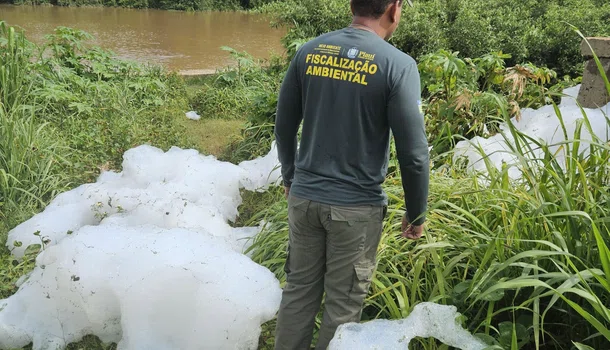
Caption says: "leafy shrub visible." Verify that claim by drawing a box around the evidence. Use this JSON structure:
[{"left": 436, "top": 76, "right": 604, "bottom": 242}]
[
  {"left": 389, "top": 0, "right": 448, "bottom": 59},
  {"left": 418, "top": 49, "right": 566, "bottom": 157},
  {"left": 259, "top": 0, "right": 350, "bottom": 57},
  {"left": 525, "top": 0, "right": 610, "bottom": 76},
  {"left": 445, "top": 6, "right": 498, "bottom": 59}
]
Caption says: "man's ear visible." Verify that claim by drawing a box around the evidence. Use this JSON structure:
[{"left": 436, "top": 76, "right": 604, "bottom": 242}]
[{"left": 389, "top": 0, "right": 401, "bottom": 23}]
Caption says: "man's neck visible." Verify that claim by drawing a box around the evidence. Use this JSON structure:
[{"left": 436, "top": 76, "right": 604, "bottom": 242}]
[{"left": 350, "top": 16, "right": 386, "bottom": 39}]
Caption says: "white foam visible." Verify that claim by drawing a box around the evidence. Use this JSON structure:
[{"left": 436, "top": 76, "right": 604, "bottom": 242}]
[
  {"left": 0, "top": 226, "right": 281, "bottom": 350},
  {"left": 1, "top": 143, "right": 283, "bottom": 349},
  {"left": 329, "top": 303, "right": 487, "bottom": 350},
  {"left": 238, "top": 141, "right": 283, "bottom": 192},
  {"left": 7, "top": 143, "right": 283, "bottom": 258},
  {"left": 453, "top": 85, "right": 610, "bottom": 178},
  {"left": 185, "top": 111, "right": 201, "bottom": 120}
]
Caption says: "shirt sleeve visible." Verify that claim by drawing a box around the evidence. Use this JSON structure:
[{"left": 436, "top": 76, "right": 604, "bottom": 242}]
[
  {"left": 387, "top": 63, "right": 430, "bottom": 226},
  {"left": 274, "top": 52, "right": 303, "bottom": 188}
]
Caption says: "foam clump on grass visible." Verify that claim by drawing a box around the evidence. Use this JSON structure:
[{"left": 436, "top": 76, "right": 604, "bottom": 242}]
[
  {"left": 0, "top": 143, "right": 283, "bottom": 350},
  {"left": 329, "top": 303, "right": 487, "bottom": 350},
  {"left": 239, "top": 142, "right": 283, "bottom": 192},
  {"left": 7, "top": 143, "right": 281, "bottom": 258},
  {"left": 453, "top": 85, "right": 610, "bottom": 178}
]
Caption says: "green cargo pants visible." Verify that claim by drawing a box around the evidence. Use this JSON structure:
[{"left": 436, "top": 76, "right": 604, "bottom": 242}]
[{"left": 274, "top": 194, "right": 386, "bottom": 350}]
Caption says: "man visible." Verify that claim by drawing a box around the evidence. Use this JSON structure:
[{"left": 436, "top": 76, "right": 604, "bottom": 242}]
[{"left": 273, "top": 0, "right": 429, "bottom": 349}]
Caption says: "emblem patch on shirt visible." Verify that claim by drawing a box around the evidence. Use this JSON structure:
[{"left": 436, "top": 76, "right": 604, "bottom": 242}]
[{"left": 347, "top": 47, "right": 359, "bottom": 59}]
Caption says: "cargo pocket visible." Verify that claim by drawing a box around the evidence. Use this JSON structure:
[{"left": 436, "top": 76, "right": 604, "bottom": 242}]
[{"left": 348, "top": 262, "right": 375, "bottom": 303}]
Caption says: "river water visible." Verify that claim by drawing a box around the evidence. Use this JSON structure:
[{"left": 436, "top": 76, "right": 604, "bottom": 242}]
[{"left": 0, "top": 4, "right": 286, "bottom": 71}]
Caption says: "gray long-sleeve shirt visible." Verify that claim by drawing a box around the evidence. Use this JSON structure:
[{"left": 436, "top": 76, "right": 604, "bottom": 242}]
[{"left": 274, "top": 27, "right": 430, "bottom": 225}]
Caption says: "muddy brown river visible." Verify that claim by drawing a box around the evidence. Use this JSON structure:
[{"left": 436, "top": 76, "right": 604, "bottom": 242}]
[{"left": 0, "top": 4, "right": 286, "bottom": 71}]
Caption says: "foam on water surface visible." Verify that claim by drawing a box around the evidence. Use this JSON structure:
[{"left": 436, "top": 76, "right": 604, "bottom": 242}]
[
  {"left": 1, "top": 143, "right": 283, "bottom": 349},
  {"left": 329, "top": 303, "right": 487, "bottom": 350}
]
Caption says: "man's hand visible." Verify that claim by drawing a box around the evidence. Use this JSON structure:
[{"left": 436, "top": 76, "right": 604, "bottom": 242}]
[
  {"left": 401, "top": 214, "right": 424, "bottom": 240},
  {"left": 284, "top": 186, "right": 290, "bottom": 199}
]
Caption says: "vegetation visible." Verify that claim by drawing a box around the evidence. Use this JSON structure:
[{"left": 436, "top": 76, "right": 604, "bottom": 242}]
[
  {"left": 218, "top": 4, "right": 610, "bottom": 348},
  {"left": 418, "top": 50, "right": 575, "bottom": 157},
  {"left": 188, "top": 47, "right": 286, "bottom": 163},
  {"left": 0, "top": 20, "right": 197, "bottom": 294},
  {"left": 260, "top": 0, "right": 610, "bottom": 76},
  {"left": 243, "top": 35, "right": 610, "bottom": 349},
  {"left": 247, "top": 111, "right": 610, "bottom": 348},
  {"left": 2, "top": 0, "right": 610, "bottom": 349},
  {"left": 2, "top": 0, "right": 609, "bottom": 73},
  {"left": 0, "top": 20, "right": 248, "bottom": 349}
]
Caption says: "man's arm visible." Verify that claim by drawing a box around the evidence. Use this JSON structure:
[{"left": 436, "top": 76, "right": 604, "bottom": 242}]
[
  {"left": 274, "top": 54, "right": 303, "bottom": 189},
  {"left": 387, "top": 63, "right": 430, "bottom": 227}
]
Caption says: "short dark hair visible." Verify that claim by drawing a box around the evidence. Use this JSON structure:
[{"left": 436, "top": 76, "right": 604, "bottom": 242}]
[{"left": 352, "top": 0, "right": 402, "bottom": 19}]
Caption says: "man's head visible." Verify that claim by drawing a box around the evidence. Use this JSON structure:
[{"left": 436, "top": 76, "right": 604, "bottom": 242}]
[{"left": 350, "top": 0, "right": 411, "bottom": 40}]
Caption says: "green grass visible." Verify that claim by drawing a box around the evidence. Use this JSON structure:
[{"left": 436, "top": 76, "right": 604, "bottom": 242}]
[
  {"left": 3, "top": 16, "right": 610, "bottom": 350},
  {"left": 186, "top": 48, "right": 284, "bottom": 124},
  {"left": 182, "top": 48, "right": 284, "bottom": 165},
  {"left": 178, "top": 117, "right": 245, "bottom": 156},
  {"left": 246, "top": 101, "right": 610, "bottom": 349}
]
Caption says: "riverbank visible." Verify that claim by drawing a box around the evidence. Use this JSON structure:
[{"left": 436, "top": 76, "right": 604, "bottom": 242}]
[
  {"left": 0, "top": 22, "right": 245, "bottom": 251},
  {"left": 0, "top": 4, "right": 286, "bottom": 72},
  {"left": 1, "top": 0, "right": 271, "bottom": 12},
  {"left": 0, "top": 17, "right": 245, "bottom": 276}
]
